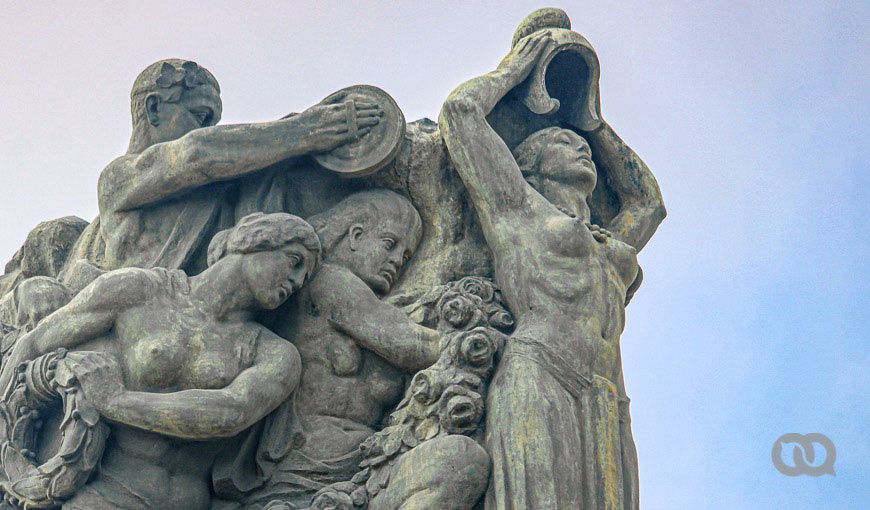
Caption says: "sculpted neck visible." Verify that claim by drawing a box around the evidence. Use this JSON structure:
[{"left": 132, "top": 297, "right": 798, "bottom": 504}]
[
  {"left": 533, "top": 177, "right": 591, "bottom": 221},
  {"left": 189, "top": 259, "right": 255, "bottom": 321}
]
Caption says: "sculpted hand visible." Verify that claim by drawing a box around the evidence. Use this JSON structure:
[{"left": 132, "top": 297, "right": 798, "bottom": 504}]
[
  {"left": 295, "top": 99, "right": 383, "bottom": 154},
  {"left": 496, "top": 30, "right": 555, "bottom": 86},
  {"left": 63, "top": 351, "right": 125, "bottom": 412}
]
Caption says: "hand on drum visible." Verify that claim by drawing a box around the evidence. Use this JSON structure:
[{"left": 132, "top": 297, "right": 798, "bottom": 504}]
[{"left": 295, "top": 98, "right": 383, "bottom": 154}]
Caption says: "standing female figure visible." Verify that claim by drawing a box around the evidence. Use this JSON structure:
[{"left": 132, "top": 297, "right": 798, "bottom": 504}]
[{"left": 440, "top": 31, "right": 665, "bottom": 509}]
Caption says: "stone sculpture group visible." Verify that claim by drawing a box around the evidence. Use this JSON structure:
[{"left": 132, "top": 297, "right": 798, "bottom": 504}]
[{"left": 0, "top": 8, "right": 664, "bottom": 510}]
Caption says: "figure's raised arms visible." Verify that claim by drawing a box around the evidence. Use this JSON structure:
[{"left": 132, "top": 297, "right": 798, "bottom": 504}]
[
  {"left": 584, "top": 121, "right": 666, "bottom": 251},
  {"left": 439, "top": 32, "right": 556, "bottom": 234}
]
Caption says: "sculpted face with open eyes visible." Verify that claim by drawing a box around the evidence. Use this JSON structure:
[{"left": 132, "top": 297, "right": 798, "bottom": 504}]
[{"left": 309, "top": 189, "right": 422, "bottom": 296}]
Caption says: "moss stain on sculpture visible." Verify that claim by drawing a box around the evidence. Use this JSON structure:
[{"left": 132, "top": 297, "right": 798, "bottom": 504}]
[{"left": 0, "top": 7, "right": 663, "bottom": 510}]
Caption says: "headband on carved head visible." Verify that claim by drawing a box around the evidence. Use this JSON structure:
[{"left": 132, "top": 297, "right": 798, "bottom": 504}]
[{"left": 131, "top": 59, "right": 220, "bottom": 100}]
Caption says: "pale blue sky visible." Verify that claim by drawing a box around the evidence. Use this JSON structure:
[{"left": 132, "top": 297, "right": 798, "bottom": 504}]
[{"left": 1, "top": 2, "right": 867, "bottom": 508}]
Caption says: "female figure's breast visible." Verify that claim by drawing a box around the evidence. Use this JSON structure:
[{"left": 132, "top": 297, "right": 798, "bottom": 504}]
[{"left": 117, "top": 312, "right": 187, "bottom": 391}]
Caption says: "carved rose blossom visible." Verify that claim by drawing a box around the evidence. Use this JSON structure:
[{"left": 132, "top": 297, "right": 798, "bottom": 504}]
[
  {"left": 459, "top": 329, "right": 496, "bottom": 368},
  {"left": 437, "top": 292, "right": 478, "bottom": 329},
  {"left": 488, "top": 308, "right": 515, "bottom": 331},
  {"left": 454, "top": 276, "right": 495, "bottom": 302},
  {"left": 409, "top": 370, "right": 442, "bottom": 405},
  {"left": 438, "top": 385, "right": 484, "bottom": 435},
  {"left": 307, "top": 488, "right": 355, "bottom": 510}
]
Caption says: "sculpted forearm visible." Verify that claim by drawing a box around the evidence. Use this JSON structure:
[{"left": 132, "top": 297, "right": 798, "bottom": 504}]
[
  {"left": 440, "top": 98, "right": 528, "bottom": 232},
  {"left": 101, "top": 389, "right": 252, "bottom": 439},
  {"left": 0, "top": 308, "right": 114, "bottom": 390},
  {"left": 444, "top": 70, "right": 513, "bottom": 117},
  {"left": 175, "top": 118, "right": 317, "bottom": 178},
  {"left": 103, "top": 353, "right": 300, "bottom": 439},
  {"left": 109, "top": 117, "right": 316, "bottom": 211},
  {"left": 332, "top": 310, "right": 441, "bottom": 372},
  {"left": 93, "top": 334, "right": 298, "bottom": 440},
  {"left": 586, "top": 122, "right": 666, "bottom": 250},
  {"left": 327, "top": 289, "right": 441, "bottom": 372}
]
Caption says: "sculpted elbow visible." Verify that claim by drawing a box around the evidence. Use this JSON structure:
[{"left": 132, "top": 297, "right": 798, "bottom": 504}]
[
  {"left": 440, "top": 94, "right": 480, "bottom": 124},
  {"left": 211, "top": 404, "right": 253, "bottom": 438},
  {"left": 652, "top": 202, "right": 667, "bottom": 225}
]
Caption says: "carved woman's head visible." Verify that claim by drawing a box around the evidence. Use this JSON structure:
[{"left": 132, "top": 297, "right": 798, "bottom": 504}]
[
  {"left": 513, "top": 127, "right": 597, "bottom": 194},
  {"left": 129, "top": 59, "right": 222, "bottom": 150},
  {"left": 12, "top": 276, "right": 71, "bottom": 331},
  {"left": 207, "top": 212, "right": 321, "bottom": 310},
  {"left": 308, "top": 190, "right": 423, "bottom": 296}
]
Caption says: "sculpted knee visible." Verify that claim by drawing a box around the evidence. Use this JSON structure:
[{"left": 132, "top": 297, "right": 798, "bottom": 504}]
[{"left": 439, "top": 435, "right": 491, "bottom": 489}]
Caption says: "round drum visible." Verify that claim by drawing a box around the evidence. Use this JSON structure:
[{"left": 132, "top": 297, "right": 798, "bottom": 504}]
[{"left": 314, "top": 85, "right": 406, "bottom": 178}]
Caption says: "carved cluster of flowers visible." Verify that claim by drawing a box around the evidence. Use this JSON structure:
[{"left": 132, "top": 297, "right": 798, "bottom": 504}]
[{"left": 301, "top": 277, "right": 512, "bottom": 510}]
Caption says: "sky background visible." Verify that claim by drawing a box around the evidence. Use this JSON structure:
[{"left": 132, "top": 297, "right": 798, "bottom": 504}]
[{"left": 1, "top": 2, "right": 867, "bottom": 508}]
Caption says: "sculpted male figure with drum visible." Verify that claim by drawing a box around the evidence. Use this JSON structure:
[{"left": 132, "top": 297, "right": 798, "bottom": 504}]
[{"left": 0, "top": 8, "right": 664, "bottom": 510}]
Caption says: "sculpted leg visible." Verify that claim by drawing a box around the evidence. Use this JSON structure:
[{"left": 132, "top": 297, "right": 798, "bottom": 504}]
[
  {"left": 485, "top": 356, "right": 587, "bottom": 510},
  {"left": 369, "top": 435, "right": 489, "bottom": 510},
  {"left": 61, "top": 486, "right": 124, "bottom": 510}
]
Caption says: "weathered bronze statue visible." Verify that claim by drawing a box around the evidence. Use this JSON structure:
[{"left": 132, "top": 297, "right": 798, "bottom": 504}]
[
  {"left": 88, "top": 60, "right": 381, "bottom": 274},
  {"left": 440, "top": 16, "right": 665, "bottom": 510},
  {"left": 0, "top": 213, "right": 320, "bottom": 509},
  {"left": 0, "top": 7, "right": 665, "bottom": 509}
]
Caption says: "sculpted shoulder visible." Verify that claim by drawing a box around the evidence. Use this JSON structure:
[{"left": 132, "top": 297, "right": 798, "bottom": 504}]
[
  {"left": 97, "top": 154, "right": 137, "bottom": 212},
  {"left": 78, "top": 267, "right": 166, "bottom": 309},
  {"left": 309, "top": 263, "right": 374, "bottom": 308}
]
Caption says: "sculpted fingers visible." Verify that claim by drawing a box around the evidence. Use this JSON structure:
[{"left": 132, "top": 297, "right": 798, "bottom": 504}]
[
  {"left": 518, "top": 31, "right": 554, "bottom": 60},
  {"left": 357, "top": 116, "right": 380, "bottom": 128},
  {"left": 354, "top": 101, "right": 380, "bottom": 111},
  {"left": 323, "top": 90, "right": 348, "bottom": 104},
  {"left": 300, "top": 99, "right": 383, "bottom": 153}
]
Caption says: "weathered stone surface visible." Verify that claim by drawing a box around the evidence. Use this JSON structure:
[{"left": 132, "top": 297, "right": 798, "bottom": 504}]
[
  {"left": 0, "top": 216, "right": 88, "bottom": 298},
  {"left": 0, "top": 7, "right": 664, "bottom": 509}
]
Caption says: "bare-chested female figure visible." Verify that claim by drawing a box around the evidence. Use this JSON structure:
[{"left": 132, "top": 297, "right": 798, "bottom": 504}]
[
  {"left": 0, "top": 213, "right": 321, "bottom": 509},
  {"left": 440, "top": 30, "right": 666, "bottom": 509},
  {"left": 225, "top": 190, "right": 489, "bottom": 510}
]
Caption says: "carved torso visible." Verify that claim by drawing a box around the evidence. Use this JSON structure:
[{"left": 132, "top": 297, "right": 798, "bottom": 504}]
[
  {"left": 281, "top": 272, "right": 406, "bottom": 430},
  {"left": 72, "top": 268, "right": 260, "bottom": 508},
  {"left": 495, "top": 205, "right": 638, "bottom": 382},
  {"left": 106, "top": 269, "right": 258, "bottom": 392}
]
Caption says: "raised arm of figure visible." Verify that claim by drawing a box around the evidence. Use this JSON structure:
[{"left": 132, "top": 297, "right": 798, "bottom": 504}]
[
  {"left": 585, "top": 122, "right": 666, "bottom": 251},
  {"left": 319, "top": 266, "right": 442, "bottom": 373},
  {"left": 77, "top": 332, "right": 302, "bottom": 440},
  {"left": 0, "top": 269, "right": 148, "bottom": 389},
  {"left": 101, "top": 102, "right": 382, "bottom": 212},
  {"left": 439, "top": 32, "right": 555, "bottom": 235}
]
